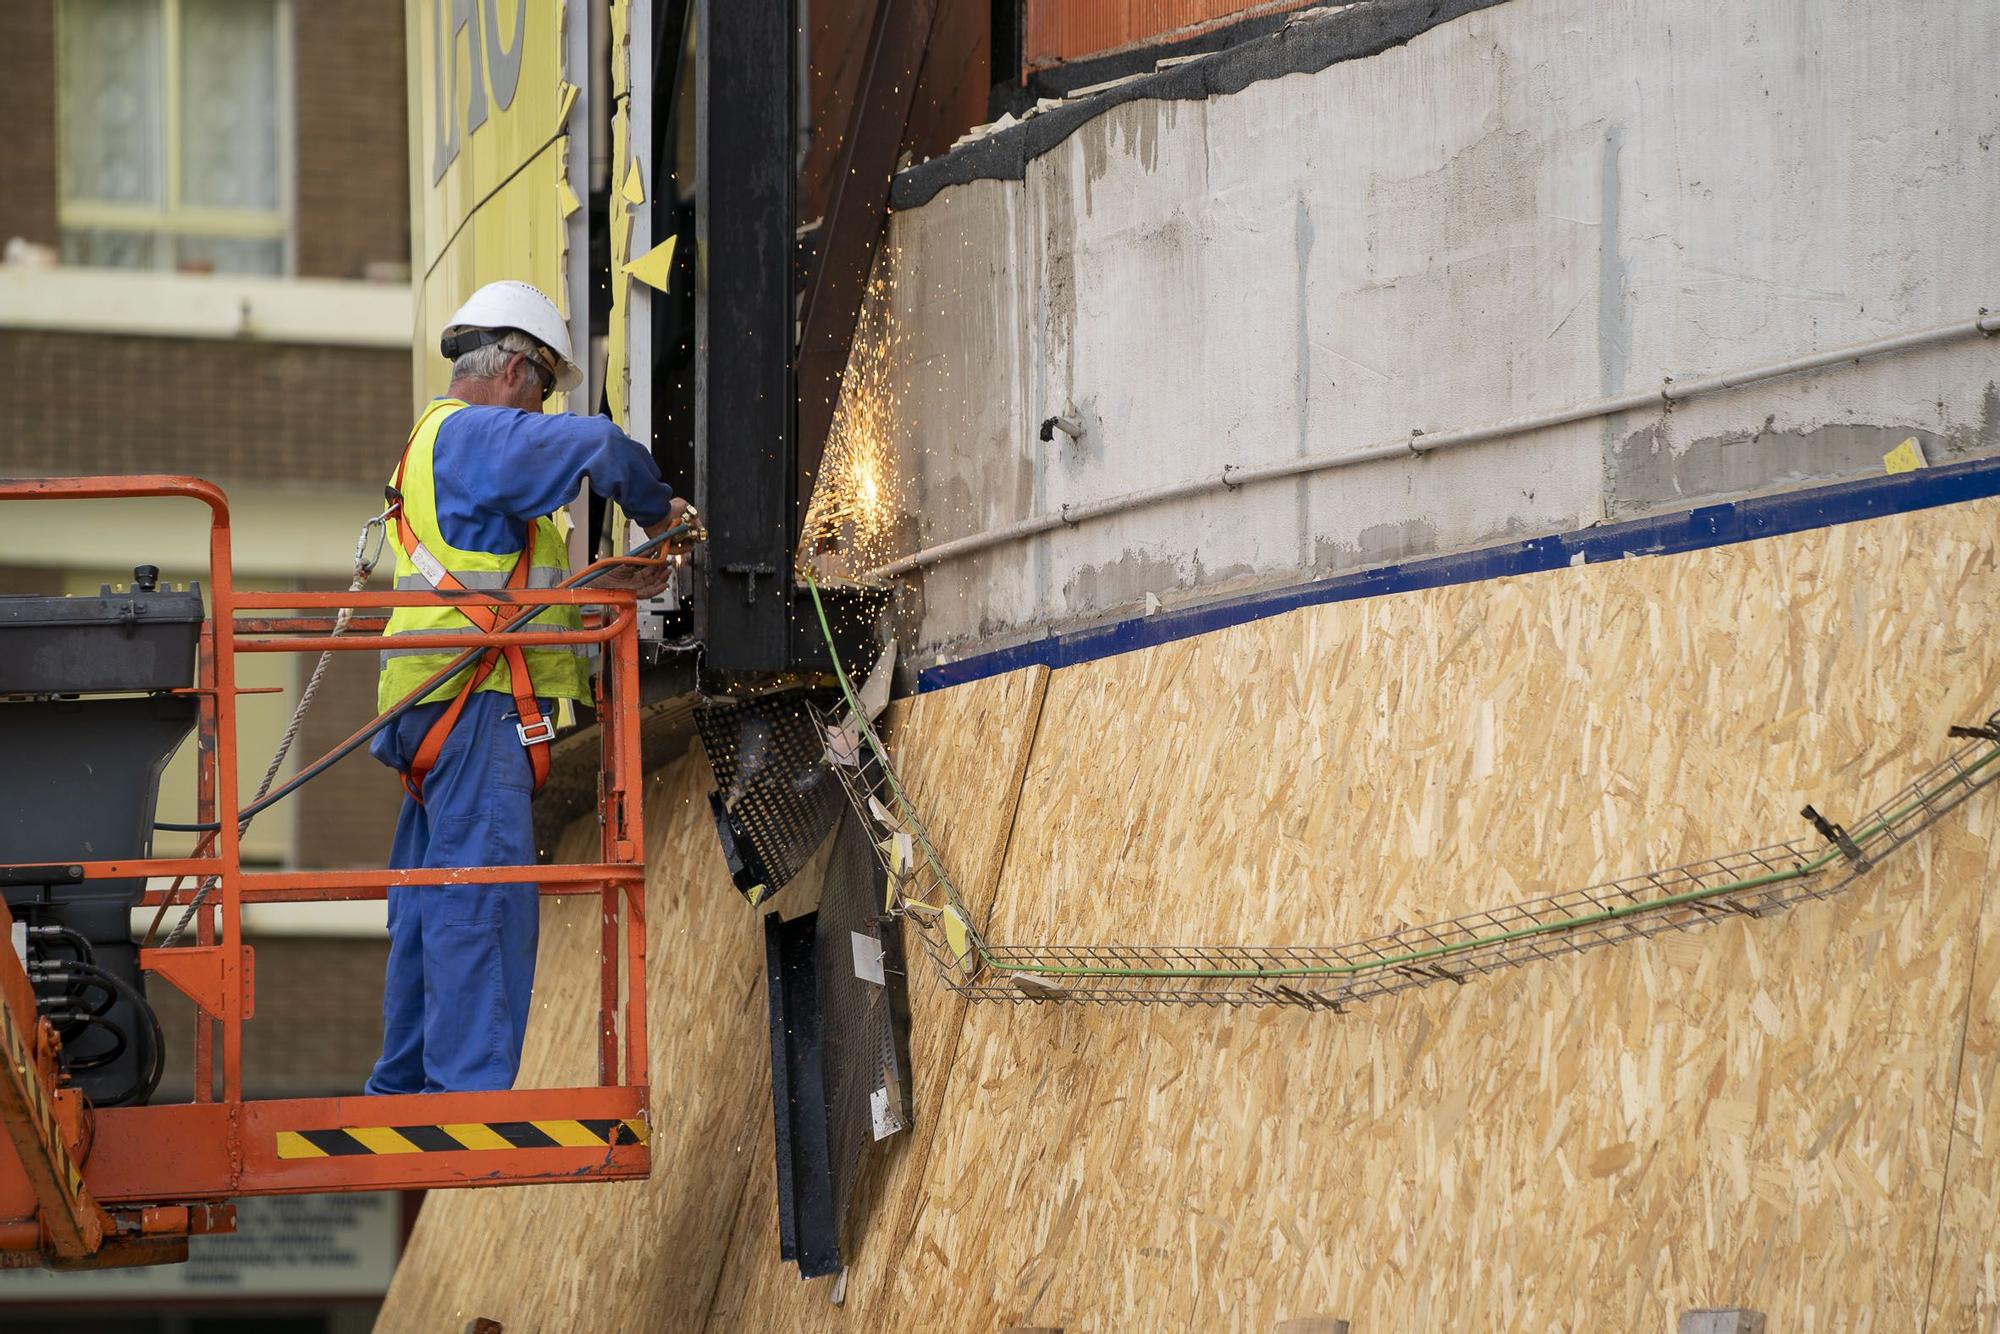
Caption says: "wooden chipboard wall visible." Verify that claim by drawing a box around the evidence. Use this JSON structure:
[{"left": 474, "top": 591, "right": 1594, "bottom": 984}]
[
  {"left": 378, "top": 743, "right": 771, "bottom": 1325},
  {"left": 378, "top": 496, "right": 2000, "bottom": 1331}
]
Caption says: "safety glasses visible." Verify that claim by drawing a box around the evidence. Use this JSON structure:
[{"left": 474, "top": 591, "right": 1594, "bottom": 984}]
[{"left": 518, "top": 348, "right": 557, "bottom": 403}]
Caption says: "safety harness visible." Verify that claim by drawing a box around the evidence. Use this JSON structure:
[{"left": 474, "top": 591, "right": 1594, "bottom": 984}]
[{"left": 383, "top": 434, "right": 555, "bottom": 803}]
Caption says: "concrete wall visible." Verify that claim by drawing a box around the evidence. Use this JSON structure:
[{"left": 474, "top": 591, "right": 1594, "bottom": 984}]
[{"left": 875, "top": 0, "right": 2000, "bottom": 661}]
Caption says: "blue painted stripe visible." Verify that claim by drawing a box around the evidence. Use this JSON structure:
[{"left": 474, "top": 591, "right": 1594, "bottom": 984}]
[{"left": 917, "top": 455, "right": 2000, "bottom": 693}]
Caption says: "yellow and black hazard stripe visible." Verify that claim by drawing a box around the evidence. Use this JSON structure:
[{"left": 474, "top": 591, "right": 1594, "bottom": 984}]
[
  {"left": 275, "top": 1118, "right": 648, "bottom": 1160},
  {"left": 0, "top": 994, "right": 88, "bottom": 1206}
]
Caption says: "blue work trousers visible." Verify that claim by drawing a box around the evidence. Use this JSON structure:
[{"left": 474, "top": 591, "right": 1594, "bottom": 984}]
[{"left": 364, "top": 690, "right": 545, "bottom": 1095}]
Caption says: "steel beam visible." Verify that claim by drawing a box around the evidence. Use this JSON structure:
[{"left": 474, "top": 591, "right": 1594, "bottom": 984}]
[
  {"left": 795, "top": 0, "right": 942, "bottom": 519},
  {"left": 696, "top": 0, "right": 798, "bottom": 670}
]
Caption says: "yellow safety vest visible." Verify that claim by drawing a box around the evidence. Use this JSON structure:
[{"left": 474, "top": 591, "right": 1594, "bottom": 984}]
[{"left": 377, "top": 399, "right": 591, "bottom": 712}]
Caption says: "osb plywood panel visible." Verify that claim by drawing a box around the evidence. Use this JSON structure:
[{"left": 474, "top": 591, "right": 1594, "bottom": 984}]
[
  {"left": 914, "top": 847, "right": 1993, "bottom": 1329},
  {"left": 376, "top": 738, "right": 773, "bottom": 1333},
  {"left": 989, "top": 500, "right": 2000, "bottom": 949},
  {"left": 1927, "top": 795, "right": 2000, "bottom": 1330},
  {"left": 384, "top": 496, "right": 2000, "bottom": 1331},
  {"left": 926, "top": 499, "right": 2000, "bottom": 1328},
  {"left": 705, "top": 665, "right": 1053, "bottom": 1330}
]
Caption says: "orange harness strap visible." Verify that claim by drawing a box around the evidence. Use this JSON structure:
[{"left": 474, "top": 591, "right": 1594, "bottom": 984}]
[{"left": 386, "top": 437, "right": 555, "bottom": 804}]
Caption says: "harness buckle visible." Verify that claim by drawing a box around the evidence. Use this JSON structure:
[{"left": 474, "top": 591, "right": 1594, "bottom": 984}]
[{"left": 516, "top": 718, "right": 556, "bottom": 747}]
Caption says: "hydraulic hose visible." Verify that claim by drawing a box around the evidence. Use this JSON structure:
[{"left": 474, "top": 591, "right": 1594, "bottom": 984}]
[
  {"left": 31, "top": 960, "right": 165, "bottom": 1106},
  {"left": 27, "top": 924, "right": 96, "bottom": 966},
  {"left": 58, "top": 1015, "right": 128, "bottom": 1073}
]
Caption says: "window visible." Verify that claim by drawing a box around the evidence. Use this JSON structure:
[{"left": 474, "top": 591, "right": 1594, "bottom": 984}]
[{"left": 57, "top": 0, "right": 293, "bottom": 275}]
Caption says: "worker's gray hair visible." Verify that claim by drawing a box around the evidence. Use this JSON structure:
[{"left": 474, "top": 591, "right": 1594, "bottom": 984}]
[{"left": 450, "top": 328, "right": 542, "bottom": 382}]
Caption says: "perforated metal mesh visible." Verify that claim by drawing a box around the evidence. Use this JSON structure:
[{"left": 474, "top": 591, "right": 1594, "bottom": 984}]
[
  {"left": 696, "top": 693, "right": 845, "bottom": 899},
  {"left": 813, "top": 805, "right": 912, "bottom": 1241}
]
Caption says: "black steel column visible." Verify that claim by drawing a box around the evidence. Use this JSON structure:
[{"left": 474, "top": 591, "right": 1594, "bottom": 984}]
[{"left": 696, "top": 0, "right": 796, "bottom": 671}]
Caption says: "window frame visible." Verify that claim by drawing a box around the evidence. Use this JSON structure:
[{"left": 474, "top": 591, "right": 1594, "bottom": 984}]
[{"left": 55, "top": 0, "right": 297, "bottom": 276}]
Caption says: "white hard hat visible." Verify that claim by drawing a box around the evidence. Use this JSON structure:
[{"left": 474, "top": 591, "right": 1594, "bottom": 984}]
[{"left": 440, "top": 280, "right": 583, "bottom": 392}]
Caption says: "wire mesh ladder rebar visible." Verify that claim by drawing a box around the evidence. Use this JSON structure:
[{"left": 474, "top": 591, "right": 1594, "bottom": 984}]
[{"left": 805, "top": 570, "right": 2000, "bottom": 1010}]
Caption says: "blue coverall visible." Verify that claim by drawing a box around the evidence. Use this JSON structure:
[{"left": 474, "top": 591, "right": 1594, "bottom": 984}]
[{"left": 364, "top": 405, "right": 673, "bottom": 1095}]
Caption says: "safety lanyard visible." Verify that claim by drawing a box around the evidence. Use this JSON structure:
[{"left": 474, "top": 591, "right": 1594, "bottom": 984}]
[{"left": 384, "top": 412, "right": 555, "bottom": 801}]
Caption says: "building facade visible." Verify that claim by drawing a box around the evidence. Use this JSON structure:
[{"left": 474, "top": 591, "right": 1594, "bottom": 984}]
[{"left": 0, "top": 2, "right": 415, "bottom": 1323}]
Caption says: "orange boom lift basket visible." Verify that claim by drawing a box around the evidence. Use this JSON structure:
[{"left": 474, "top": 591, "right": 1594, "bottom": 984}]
[{"left": 0, "top": 476, "right": 654, "bottom": 1269}]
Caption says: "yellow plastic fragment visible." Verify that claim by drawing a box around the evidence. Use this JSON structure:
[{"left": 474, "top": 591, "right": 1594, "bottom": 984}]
[
  {"left": 879, "top": 835, "right": 901, "bottom": 909},
  {"left": 622, "top": 158, "right": 646, "bottom": 206},
  {"left": 942, "top": 906, "right": 972, "bottom": 965},
  {"left": 1883, "top": 437, "right": 1926, "bottom": 474},
  {"left": 556, "top": 81, "right": 579, "bottom": 129},
  {"left": 557, "top": 178, "right": 582, "bottom": 218},
  {"left": 623, "top": 235, "right": 678, "bottom": 293}
]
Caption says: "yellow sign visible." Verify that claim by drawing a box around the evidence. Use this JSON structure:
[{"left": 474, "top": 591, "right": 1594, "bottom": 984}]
[{"left": 406, "top": 0, "right": 578, "bottom": 410}]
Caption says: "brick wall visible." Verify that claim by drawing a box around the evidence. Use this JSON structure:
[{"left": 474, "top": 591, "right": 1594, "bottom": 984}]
[
  {"left": 0, "top": 329, "right": 411, "bottom": 872},
  {"left": 0, "top": 0, "right": 406, "bottom": 279},
  {"left": 0, "top": 331, "right": 408, "bottom": 488},
  {"left": 0, "top": 0, "right": 59, "bottom": 249},
  {"left": 295, "top": 1, "right": 412, "bottom": 280},
  {"left": 0, "top": 564, "right": 61, "bottom": 595}
]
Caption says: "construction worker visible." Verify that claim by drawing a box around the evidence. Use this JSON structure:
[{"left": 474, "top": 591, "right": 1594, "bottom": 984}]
[{"left": 365, "top": 280, "right": 686, "bottom": 1096}]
